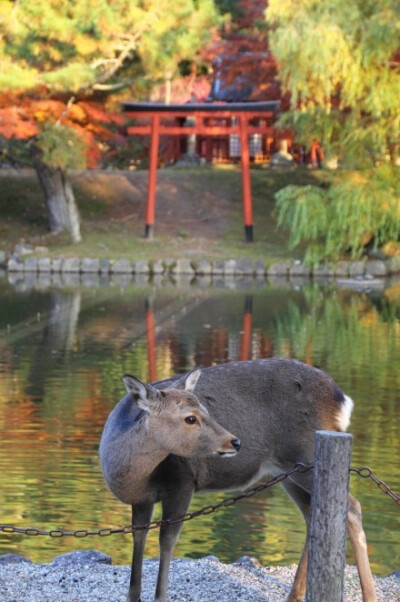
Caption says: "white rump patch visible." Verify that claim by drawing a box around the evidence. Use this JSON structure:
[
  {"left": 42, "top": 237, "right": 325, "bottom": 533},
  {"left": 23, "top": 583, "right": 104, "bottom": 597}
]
[{"left": 337, "top": 394, "right": 354, "bottom": 431}]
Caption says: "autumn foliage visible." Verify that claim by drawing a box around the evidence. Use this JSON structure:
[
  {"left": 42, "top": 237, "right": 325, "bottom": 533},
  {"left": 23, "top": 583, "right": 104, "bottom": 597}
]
[{"left": 0, "top": 93, "right": 125, "bottom": 168}]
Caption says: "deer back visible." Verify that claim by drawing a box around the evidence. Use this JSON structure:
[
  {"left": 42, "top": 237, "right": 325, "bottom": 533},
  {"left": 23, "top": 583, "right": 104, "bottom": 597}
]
[{"left": 155, "top": 358, "right": 353, "bottom": 493}]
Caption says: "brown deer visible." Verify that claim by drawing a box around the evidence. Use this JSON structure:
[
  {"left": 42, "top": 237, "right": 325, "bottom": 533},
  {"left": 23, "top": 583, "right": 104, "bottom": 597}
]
[{"left": 99, "top": 358, "right": 377, "bottom": 602}]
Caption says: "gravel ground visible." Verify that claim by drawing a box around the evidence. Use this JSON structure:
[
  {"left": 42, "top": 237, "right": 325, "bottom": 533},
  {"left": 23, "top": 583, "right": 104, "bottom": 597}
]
[{"left": 0, "top": 553, "right": 399, "bottom": 602}]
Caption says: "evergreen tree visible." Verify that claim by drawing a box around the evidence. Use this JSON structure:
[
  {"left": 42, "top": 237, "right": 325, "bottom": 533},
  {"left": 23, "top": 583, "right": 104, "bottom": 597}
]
[
  {"left": 0, "top": 0, "right": 221, "bottom": 242},
  {"left": 267, "top": 0, "right": 400, "bottom": 264}
]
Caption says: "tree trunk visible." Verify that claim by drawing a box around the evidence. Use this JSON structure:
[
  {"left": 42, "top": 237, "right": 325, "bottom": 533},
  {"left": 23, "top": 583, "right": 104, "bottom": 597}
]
[{"left": 32, "top": 153, "right": 81, "bottom": 243}]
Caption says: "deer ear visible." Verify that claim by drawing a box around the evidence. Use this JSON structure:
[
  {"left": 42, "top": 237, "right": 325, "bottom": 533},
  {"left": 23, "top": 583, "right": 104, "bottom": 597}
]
[
  {"left": 168, "top": 369, "right": 201, "bottom": 392},
  {"left": 184, "top": 369, "right": 201, "bottom": 393},
  {"left": 122, "top": 374, "right": 160, "bottom": 410}
]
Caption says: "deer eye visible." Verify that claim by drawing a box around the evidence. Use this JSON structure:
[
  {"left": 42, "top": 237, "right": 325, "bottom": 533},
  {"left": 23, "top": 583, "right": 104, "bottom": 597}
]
[{"left": 185, "top": 415, "right": 198, "bottom": 425}]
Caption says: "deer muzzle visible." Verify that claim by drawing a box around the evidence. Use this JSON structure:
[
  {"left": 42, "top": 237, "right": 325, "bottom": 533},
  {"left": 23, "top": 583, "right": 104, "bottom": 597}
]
[{"left": 219, "top": 437, "right": 241, "bottom": 457}]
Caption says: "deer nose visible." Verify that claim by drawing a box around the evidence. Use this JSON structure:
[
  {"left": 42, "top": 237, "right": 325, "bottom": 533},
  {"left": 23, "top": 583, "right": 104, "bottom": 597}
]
[{"left": 231, "top": 438, "right": 241, "bottom": 452}]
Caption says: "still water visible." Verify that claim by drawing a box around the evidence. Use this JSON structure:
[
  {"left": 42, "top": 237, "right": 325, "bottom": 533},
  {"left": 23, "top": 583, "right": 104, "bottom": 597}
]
[{"left": 0, "top": 272, "right": 399, "bottom": 577}]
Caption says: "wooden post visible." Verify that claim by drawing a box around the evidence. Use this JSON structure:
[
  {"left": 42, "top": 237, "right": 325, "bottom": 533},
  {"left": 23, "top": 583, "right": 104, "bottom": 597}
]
[
  {"left": 239, "top": 113, "right": 253, "bottom": 242},
  {"left": 145, "top": 114, "right": 160, "bottom": 239},
  {"left": 305, "top": 431, "right": 352, "bottom": 602}
]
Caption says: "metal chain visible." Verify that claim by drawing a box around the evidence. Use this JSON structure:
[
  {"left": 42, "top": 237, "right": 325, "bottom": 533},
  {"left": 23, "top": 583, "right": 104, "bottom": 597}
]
[
  {"left": 0, "top": 464, "right": 398, "bottom": 539},
  {"left": 350, "top": 466, "right": 400, "bottom": 505},
  {"left": 0, "top": 463, "right": 312, "bottom": 539}
]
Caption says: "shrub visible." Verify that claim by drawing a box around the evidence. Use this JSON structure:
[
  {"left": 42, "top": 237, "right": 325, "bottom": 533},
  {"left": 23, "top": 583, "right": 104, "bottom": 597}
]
[{"left": 275, "top": 166, "right": 400, "bottom": 266}]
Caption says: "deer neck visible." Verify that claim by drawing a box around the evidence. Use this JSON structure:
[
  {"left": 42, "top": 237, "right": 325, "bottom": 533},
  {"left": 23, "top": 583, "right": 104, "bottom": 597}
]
[{"left": 101, "top": 412, "right": 170, "bottom": 505}]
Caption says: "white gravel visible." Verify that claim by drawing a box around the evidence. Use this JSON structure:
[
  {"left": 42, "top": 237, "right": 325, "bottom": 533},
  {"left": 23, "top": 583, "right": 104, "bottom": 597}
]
[{"left": 0, "top": 555, "right": 399, "bottom": 601}]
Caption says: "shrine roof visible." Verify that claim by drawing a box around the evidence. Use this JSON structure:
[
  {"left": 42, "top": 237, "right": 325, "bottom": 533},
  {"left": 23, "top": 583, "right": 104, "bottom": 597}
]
[{"left": 121, "top": 101, "right": 280, "bottom": 114}]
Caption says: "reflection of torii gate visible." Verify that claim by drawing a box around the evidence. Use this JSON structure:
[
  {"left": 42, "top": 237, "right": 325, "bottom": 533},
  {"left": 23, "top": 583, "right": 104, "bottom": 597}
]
[
  {"left": 122, "top": 101, "right": 280, "bottom": 242},
  {"left": 145, "top": 295, "right": 255, "bottom": 382}
]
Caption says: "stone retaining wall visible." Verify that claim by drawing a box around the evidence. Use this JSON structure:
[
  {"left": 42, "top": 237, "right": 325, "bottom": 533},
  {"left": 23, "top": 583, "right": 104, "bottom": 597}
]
[{"left": 3, "top": 255, "right": 400, "bottom": 278}]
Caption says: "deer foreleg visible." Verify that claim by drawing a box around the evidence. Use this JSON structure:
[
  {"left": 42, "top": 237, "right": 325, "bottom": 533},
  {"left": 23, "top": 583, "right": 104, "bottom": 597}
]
[
  {"left": 155, "top": 487, "right": 194, "bottom": 602},
  {"left": 127, "top": 502, "right": 154, "bottom": 602},
  {"left": 348, "top": 494, "right": 377, "bottom": 602}
]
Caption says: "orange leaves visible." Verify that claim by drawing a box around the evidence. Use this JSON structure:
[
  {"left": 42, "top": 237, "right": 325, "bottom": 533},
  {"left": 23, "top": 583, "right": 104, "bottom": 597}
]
[
  {"left": 0, "top": 93, "right": 125, "bottom": 168},
  {"left": 78, "top": 101, "right": 125, "bottom": 127},
  {"left": 0, "top": 106, "right": 39, "bottom": 139}
]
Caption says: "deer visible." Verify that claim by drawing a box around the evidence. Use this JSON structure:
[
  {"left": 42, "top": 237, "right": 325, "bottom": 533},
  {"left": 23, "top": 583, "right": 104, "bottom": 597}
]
[{"left": 99, "top": 358, "right": 377, "bottom": 602}]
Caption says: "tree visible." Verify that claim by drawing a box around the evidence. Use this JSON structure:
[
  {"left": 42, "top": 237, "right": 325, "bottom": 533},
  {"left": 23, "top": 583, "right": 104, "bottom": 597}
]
[
  {"left": 0, "top": 0, "right": 221, "bottom": 242},
  {"left": 139, "top": 0, "right": 222, "bottom": 104},
  {"left": 267, "top": 0, "right": 400, "bottom": 264}
]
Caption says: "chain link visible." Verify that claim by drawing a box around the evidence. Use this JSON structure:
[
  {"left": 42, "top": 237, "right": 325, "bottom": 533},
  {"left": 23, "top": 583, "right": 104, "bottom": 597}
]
[
  {"left": 0, "top": 464, "right": 398, "bottom": 539},
  {"left": 350, "top": 466, "right": 400, "bottom": 505}
]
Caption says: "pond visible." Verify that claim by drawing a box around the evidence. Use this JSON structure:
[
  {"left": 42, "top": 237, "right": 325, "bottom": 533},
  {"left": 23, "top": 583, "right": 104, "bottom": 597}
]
[{"left": 0, "top": 271, "right": 399, "bottom": 577}]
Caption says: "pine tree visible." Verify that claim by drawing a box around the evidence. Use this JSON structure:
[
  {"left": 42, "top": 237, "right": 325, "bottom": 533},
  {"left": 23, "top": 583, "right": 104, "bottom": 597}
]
[{"left": 0, "top": 0, "right": 221, "bottom": 242}]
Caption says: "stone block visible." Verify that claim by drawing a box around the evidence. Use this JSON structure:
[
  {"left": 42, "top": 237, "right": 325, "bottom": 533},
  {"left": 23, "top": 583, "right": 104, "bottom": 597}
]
[
  {"left": 7, "top": 257, "right": 24, "bottom": 271},
  {"left": 151, "top": 259, "right": 165, "bottom": 274},
  {"left": 24, "top": 257, "right": 38, "bottom": 272},
  {"left": 385, "top": 256, "right": 400, "bottom": 274},
  {"left": 365, "top": 260, "right": 387, "bottom": 277},
  {"left": 134, "top": 260, "right": 150, "bottom": 274},
  {"left": 212, "top": 260, "right": 224, "bottom": 275},
  {"left": 348, "top": 261, "right": 365, "bottom": 277},
  {"left": 255, "top": 261, "right": 267, "bottom": 276},
  {"left": 172, "top": 259, "right": 194, "bottom": 274},
  {"left": 224, "top": 259, "right": 236, "bottom": 275},
  {"left": 194, "top": 260, "right": 212, "bottom": 275},
  {"left": 100, "top": 258, "right": 111, "bottom": 274},
  {"left": 61, "top": 257, "right": 81, "bottom": 273},
  {"left": 81, "top": 258, "right": 100, "bottom": 273},
  {"left": 38, "top": 257, "right": 51, "bottom": 272},
  {"left": 111, "top": 258, "right": 132, "bottom": 273},
  {"left": 289, "top": 263, "right": 311, "bottom": 277},
  {"left": 51, "top": 257, "right": 63, "bottom": 272},
  {"left": 235, "top": 259, "right": 254, "bottom": 275},
  {"left": 334, "top": 261, "right": 349, "bottom": 276},
  {"left": 313, "top": 264, "right": 334, "bottom": 277},
  {"left": 267, "top": 261, "right": 291, "bottom": 276}
]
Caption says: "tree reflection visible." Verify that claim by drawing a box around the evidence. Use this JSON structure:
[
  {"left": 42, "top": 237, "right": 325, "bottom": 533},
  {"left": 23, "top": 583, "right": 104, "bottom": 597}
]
[{"left": 0, "top": 277, "right": 398, "bottom": 573}]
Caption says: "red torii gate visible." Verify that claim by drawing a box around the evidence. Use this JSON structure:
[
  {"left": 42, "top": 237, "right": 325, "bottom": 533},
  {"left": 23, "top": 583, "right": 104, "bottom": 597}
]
[{"left": 122, "top": 101, "right": 280, "bottom": 242}]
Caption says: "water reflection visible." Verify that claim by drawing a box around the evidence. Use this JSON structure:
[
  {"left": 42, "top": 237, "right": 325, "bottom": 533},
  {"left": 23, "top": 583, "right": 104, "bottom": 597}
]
[{"left": 0, "top": 272, "right": 399, "bottom": 576}]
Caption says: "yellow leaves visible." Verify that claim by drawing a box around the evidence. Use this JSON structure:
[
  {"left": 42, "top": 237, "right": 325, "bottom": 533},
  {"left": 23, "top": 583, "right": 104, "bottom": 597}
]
[
  {"left": 74, "top": 34, "right": 101, "bottom": 57},
  {"left": 382, "top": 241, "right": 400, "bottom": 257}
]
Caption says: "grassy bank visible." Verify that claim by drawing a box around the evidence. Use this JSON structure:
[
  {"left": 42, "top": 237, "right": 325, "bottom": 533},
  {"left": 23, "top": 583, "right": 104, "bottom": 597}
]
[{"left": 0, "top": 165, "right": 325, "bottom": 262}]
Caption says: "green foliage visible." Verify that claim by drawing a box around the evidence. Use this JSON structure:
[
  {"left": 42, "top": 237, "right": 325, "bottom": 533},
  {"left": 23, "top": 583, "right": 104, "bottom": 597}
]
[
  {"left": 138, "top": 0, "right": 221, "bottom": 87},
  {"left": 36, "top": 123, "right": 87, "bottom": 170},
  {"left": 275, "top": 166, "right": 400, "bottom": 265},
  {"left": 267, "top": 0, "right": 400, "bottom": 166},
  {"left": 267, "top": 0, "right": 400, "bottom": 262},
  {"left": 0, "top": 0, "right": 221, "bottom": 96}
]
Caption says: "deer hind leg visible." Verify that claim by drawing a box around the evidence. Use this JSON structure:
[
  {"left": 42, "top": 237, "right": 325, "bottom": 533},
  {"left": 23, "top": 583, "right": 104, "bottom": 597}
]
[
  {"left": 127, "top": 502, "right": 154, "bottom": 602},
  {"left": 155, "top": 487, "right": 194, "bottom": 602},
  {"left": 347, "top": 494, "right": 377, "bottom": 602},
  {"left": 280, "top": 479, "right": 312, "bottom": 602}
]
